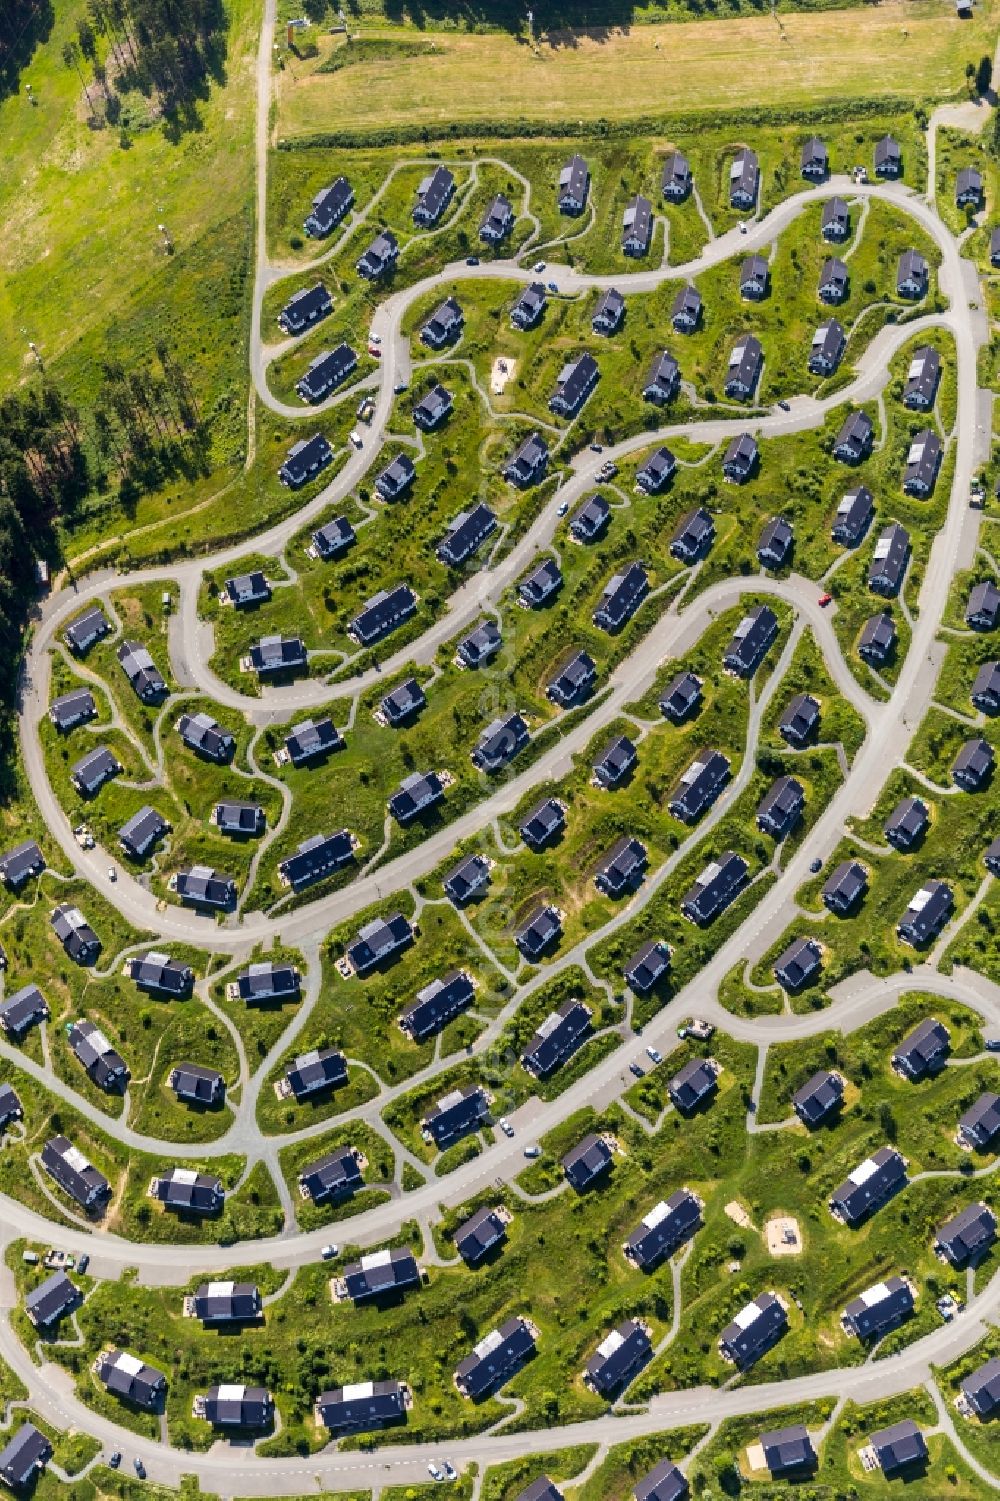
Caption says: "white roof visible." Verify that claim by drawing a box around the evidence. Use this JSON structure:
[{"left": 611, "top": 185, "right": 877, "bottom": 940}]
[
  {"left": 907, "top": 439, "right": 926, "bottom": 462},
  {"left": 643, "top": 1200, "right": 670, "bottom": 1229},
  {"left": 361, "top": 1249, "right": 392, "bottom": 1270},
  {"left": 145, "top": 950, "right": 170, "bottom": 965},
  {"left": 536, "top": 1011, "right": 562, "bottom": 1039},
  {"left": 860, "top": 1281, "right": 891, "bottom": 1307},
  {"left": 437, "top": 1088, "right": 466, "bottom": 1111},
  {"left": 63, "top": 1144, "right": 91, "bottom": 1173},
  {"left": 596, "top": 1328, "right": 626, "bottom": 1358},
  {"left": 874, "top": 537, "right": 891, "bottom": 560},
  {"left": 733, "top": 1300, "right": 761, "bottom": 1330},
  {"left": 473, "top": 1328, "right": 504, "bottom": 1358},
  {"left": 216, "top": 1384, "right": 246, "bottom": 1400},
  {"left": 700, "top": 861, "right": 722, "bottom": 884},
  {"left": 341, "top": 1380, "right": 375, "bottom": 1400},
  {"left": 850, "top": 1155, "right": 880, "bottom": 1186},
  {"left": 909, "top": 886, "right": 933, "bottom": 912},
  {"left": 907, "top": 357, "right": 925, "bottom": 379},
  {"left": 171, "top": 1168, "right": 199, "bottom": 1186},
  {"left": 206, "top": 1281, "right": 235, "bottom": 1296},
  {"left": 680, "top": 760, "right": 704, "bottom": 784},
  {"left": 114, "top": 1351, "right": 144, "bottom": 1376}
]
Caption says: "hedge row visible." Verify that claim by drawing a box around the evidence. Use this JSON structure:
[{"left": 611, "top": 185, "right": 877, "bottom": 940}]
[{"left": 275, "top": 94, "right": 931, "bottom": 153}]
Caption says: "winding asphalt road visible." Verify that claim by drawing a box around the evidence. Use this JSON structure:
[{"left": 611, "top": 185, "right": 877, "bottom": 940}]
[{"left": 4, "top": 0, "right": 999, "bottom": 1487}]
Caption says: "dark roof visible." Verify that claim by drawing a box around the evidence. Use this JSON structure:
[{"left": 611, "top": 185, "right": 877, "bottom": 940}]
[
  {"left": 472, "top": 712, "right": 529, "bottom": 771},
  {"left": 521, "top": 998, "right": 590, "bottom": 1075},
  {"left": 347, "top": 912, "right": 413, "bottom": 974},
  {"left": 869, "top": 1420, "right": 927, "bottom": 1474},
  {"left": 200, "top": 1385, "right": 273, "bottom": 1428},
  {"left": 0, "top": 983, "right": 48, "bottom": 1036},
  {"left": 719, "top": 1291, "right": 787, "bottom": 1368},
  {"left": 623, "top": 938, "right": 671, "bottom": 993},
  {"left": 761, "top": 1424, "right": 816, "bottom": 1474},
  {"left": 41, "top": 1135, "right": 110, "bottom": 1209},
  {"left": 830, "top": 1145, "right": 907, "bottom": 1224},
  {"left": 389, "top": 770, "right": 445, "bottom": 823},
  {"left": 593, "top": 734, "right": 637, "bottom": 787},
  {"left": 423, "top": 1085, "right": 489, "bottom": 1146},
  {"left": 300, "top": 1146, "right": 364, "bottom": 1203},
  {"left": 756, "top": 774, "right": 804, "bottom": 835},
  {"left": 667, "top": 1057, "right": 719, "bottom": 1112},
  {"left": 892, "top": 1016, "right": 950, "bottom": 1076},
  {"left": 296, "top": 344, "right": 358, "bottom": 402},
  {"left": 312, "top": 515, "right": 356, "bottom": 559},
  {"left": 570, "top": 493, "right": 610, "bottom": 541},
  {"left": 117, "top": 640, "right": 167, "bottom": 700},
  {"left": 636, "top": 446, "right": 676, "bottom": 491},
  {"left": 624, "top": 1189, "right": 701, "bottom": 1269},
  {"left": 455, "top": 1204, "right": 508, "bottom": 1264},
  {"left": 128, "top": 950, "right": 194, "bottom": 995},
  {"left": 438, "top": 503, "right": 497, "bottom": 566},
  {"left": 725, "top": 333, "right": 763, "bottom": 394},
  {"left": 668, "top": 748, "right": 730, "bottom": 823},
  {"left": 25, "top": 1270, "right": 78, "bottom": 1327},
  {"left": 192, "top": 1281, "right": 261, "bottom": 1323},
  {"left": 381, "top": 677, "right": 426, "bottom": 724},
  {"left": 723, "top": 605, "right": 778, "bottom": 674},
  {"left": 316, "top": 1379, "right": 409, "bottom": 1432},
  {"left": 64, "top": 604, "right": 109, "bottom": 653},
  {"left": 50, "top": 687, "right": 97, "bottom": 730},
  {"left": 414, "top": 165, "right": 455, "bottom": 224},
  {"left": 118, "top": 804, "right": 169, "bottom": 857},
  {"left": 594, "top": 835, "right": 647, "bottom": 896},
  {"left": 585, "top": 1318, "right": 652, "bottom": 1395},
  {"left": 519, "top": 796, "right": 566, "bottom": 848},
  {"left": 961, "top": 1357, "right": 1000, "bottom": 1417},
  {"left": 284, "top": 716, "right": 342, "bottom": 765},
  {"left": 833, "top": 408, "right": 873, "bottom": 460},
  {"left": 519, "top": 557, "right": 562, "bottom": 606},
  {"left": 349, "top": 584, "right": 417, "bottom": 645},
  {"left": 375, "top": 452, "right": 416, "bottom": 498},
  {"left": 98, "top": 1349, "right": 166, "bottom": 1408},
  {"left": 897, "top": 880, "right": 954, "bottom": 945},
  {"left": 170, "top": 1062, "right": 225, "bottom": 1105},
  {"left": 634, "top": 1459, "right": 688, "bottom": 1501},
  {"left": 773, "top": 935, "right": 822, "bottom": 990},
  {"left": 0, "top": 1424, "right": 51, "bottom": 1488},
  {"left": 958, "top": 1091, "right": 1000, "bottom": 1149},
  {"left": 681, "top": 851, "right": 749, "bottom": 924},
  {"left": 660, "top": 670, "right": 702, "bottom": 721},
  {"left": 443, "top": 856, "right": 490, "bottom": 907},
  {"left": 279, "top": 432, "right": 335, "bottom": 488},
  {"left": 454, "top": 1316, "right": 536, "bottom": 1399},
  {"left": 842, "top": 1276, "right": 914, "bottom": 1341},
  {"left": 832, "top": 484, "right": 874, "bottom": 544},
  {"left": 248, "top": 634, "right": 307, "bottom": 673},
  {"left": 340, "top": 1246, "right": 420, "bottom": 1301},
  {"left": 792, "top": 1069, "right": 844, "bottom": 1126},
  {"left": 953, "top": 736, "right": 993, "bottom": 787},
  {"left": 152, "top": 1166, "right": 223, "bottom": 1214},
  {"left": 562, "top": 1132, "right": 614, "bottom": 1189},
  {"left": 172, "top": 866, "right": 236, "bottom": 910},
  {"left": 935, "top": 1202, "right": 997, "bottom": 1263},
  {"left": 214, "top": 801, "right": 265, "bottom": 836},
  {"left": 550, "top": 352, "right": 599, "bottom": 416},
  {"left": 547, "top": 649, "right": 596, "bottom": 706},
  {"left": 285, "top": 1047, "right": 347, "bottom": 1099},
  {"left": 279, "top": 830, "right": 355, "bottom": 891},
  {"left": 593, "top": 561, "right": 648, "bottom": 631}
]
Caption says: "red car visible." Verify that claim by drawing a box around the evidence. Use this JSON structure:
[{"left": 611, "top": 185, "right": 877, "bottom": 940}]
[{"left": 818, "top": 593, "right": 832, "bottom": 607}]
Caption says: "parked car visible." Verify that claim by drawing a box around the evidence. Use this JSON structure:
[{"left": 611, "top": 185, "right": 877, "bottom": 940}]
[
  {"left": 645, "top": 1045, "right": 663, "bottom": 1064},
  {"left": 498, "top": 1117, "right": 515, "bottom": 1137},
  {"left": 524, "top": 1144, "right": 541, "bottom": 1158},
  {"left": 809, "top": 857, "right": 823, "bottom": 873},
  {"left": 629, "top": 1062, "right": 644, "bottom": 1078},
  {"left": 533, "top": 260, "right": 546, "bottom": 273},
  {"left": 109, "top": 1453, "right": 121, "bottom": 1470},
  {"left": 819, "top": 593, "right": 832, "bottom": 606},
  {"left": 442, "top": 1462, "right": 458, "bottom": 1480},
  {"left": 428, "top": 1463, "right": 444, "bottom": 1482},
  {"left": 466, "top": 255, "right": 480, "bottom": 266},
  {"left": 321, "top": 1243, "right": 339, "bottom": 1260},
  {"left": 133, "top": 1459, "right": 146, "bottom": 1478},
  {"left": 77, "top": 1253, "right": 90, "bottom": 1274},
  {"left": 557, "top": 501, "right": 569, "bottom": 515}
]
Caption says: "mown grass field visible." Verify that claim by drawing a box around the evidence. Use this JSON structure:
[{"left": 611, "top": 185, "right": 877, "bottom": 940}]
[{"left": 273, "top": 2, "right": 994, "bottom": 141}]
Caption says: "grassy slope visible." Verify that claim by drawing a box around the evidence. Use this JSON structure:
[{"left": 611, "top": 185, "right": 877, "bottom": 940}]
[{"left": 274, "top": 1, "right": 995, "bottom": 140}]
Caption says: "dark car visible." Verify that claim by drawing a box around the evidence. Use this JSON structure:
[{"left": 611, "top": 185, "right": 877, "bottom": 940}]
[
  {"left": 134, "top": 1458, "right": 146, "bottom": 1478},
  {"left": 466, "top": 255, "right": 480, "bottom": 265},
  {"left": 108, "top": 1453, "right": 121, "bottom": 1469},
  {"left": 809, "top": 857, "right": 822, "bottom": 873}
]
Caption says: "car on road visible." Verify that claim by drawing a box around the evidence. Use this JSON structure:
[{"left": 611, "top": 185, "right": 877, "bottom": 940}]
[
  {"left": 738, "top": 221, "right": 747, "bottom": 233},
  {"left": 107, "top": 866, "right": 117, "bottom": 882},
  {"left": 645, "top": 1046, "right": 663, "bottom": 1065},
  {"left": 629, "top": 1062, "right": 644, "bottom": 1078},
  {"left": 133, "top": 1459, "right": 146, "bottom": 1478},
  {"left": 368, "top": 344, "right": 382, "bottom": 358},
  {"left": 320, "top": 1243, "right": 339, "bottom": 1260},
  {"left": 557, "top": 501, "right": 569, "bottom": 516},
  {"left": 108, "top": 1453, "right": 121, "bottom": 1470},
  {"left": 356, "top": 397, "right": 374, "bottom": 421},
  {"left": 428, "top": 1463, "right": 444, "bottom": 1482},
  {"left": 393, "top": 381, "right": 408, "bottom": 394},
  {"left": 599, "top": 461, "right": 618, "bottom": 480},
  {"left": 77, "top": 1253, "right": 89, "bottom": 1274},
  {"left": 442, "top": 1462, "right": 458, "bottom": 1480},
  {"left": 349, "top": 430, "right": 364, "bottom": 448},
  {"left": 523, "top": 1144, "right": 541, "bottom": 1158},
  {"left": 547, "top": 280, "right": 558, "bottom": 292},
  {"left": 809, "top": 857, "right": 823, "bottom": 873},
  {"left": 777, "top": 400, "right": 790, "bottom": 411},
  {"left": 465, "top": 256, "right": 479, "bottom": 266},
  {"left": 498, "top": 1117, "right": 514, "bottom": 1137},
  {"left": 369, "top": 333, "right": 381, "bottom": 346},
  {"left": 533, "top": 260, "right": 546, "bottom": 273},
  {"left": 818, "top": 593, "right": 832, "bottom": 606},
  {"left": 590, "top": 443, "right": 603, "bottom": 452}
]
